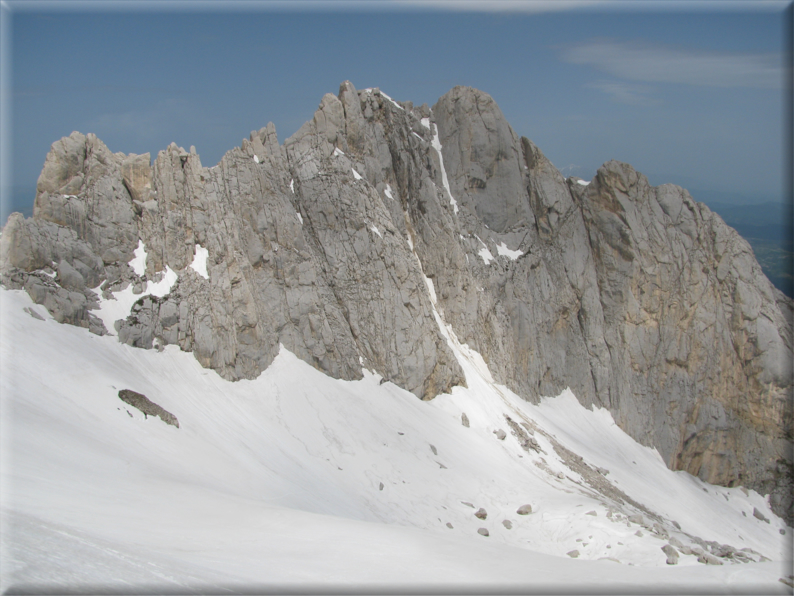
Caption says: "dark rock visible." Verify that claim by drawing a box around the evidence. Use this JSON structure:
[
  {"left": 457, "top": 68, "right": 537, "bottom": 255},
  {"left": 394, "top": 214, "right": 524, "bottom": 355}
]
[{"left": 118, "top": 389, "right": 179, "bottom": 428}]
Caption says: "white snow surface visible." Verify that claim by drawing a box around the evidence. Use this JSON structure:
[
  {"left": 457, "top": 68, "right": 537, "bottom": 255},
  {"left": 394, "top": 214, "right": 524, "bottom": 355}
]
[
  {"left": 576, "top": 178, "right": 590, "bottom": 186},
  {"left": 420, "top": 117, "right": 431, "bottom": 130},
  {"left": 352, "top": 168, "right": 363, "bottom": 181},
  {"left": 384, "top": 183, "right": 394, "bottom": 200},
  {"left": 253, "top": 154, "right": 259, "bottom": 164},
  {"left": 430, "top": 123, "right": 459, "bottom": 214},
  {"left": 370, "top": 224, "right": 382, "bottom": 238},
  {"left": 296, "top": 212, "right": 303, "bottom": 225},
  {"left": 333, "top": 147, "right": 344, "bottom": 156},
  {"left": 379, "top": 90, "right": 404, "bottom": 111},
  {"left": 128, "top": 239, "right": 147, "bottom": 277},
  {"left": 290, "top": 178, "right": 294, "bottom": 193},
  {"left": 189, "top": 244, "right": 209, "bottom": 280},
  {"left": 0, "top": 287, "right": 789, "bottom": 592},
  {"left": 475, "top": 235, "right": 494, "bottom": 265},
  {"left": 496, "top": 241, "right": 524, "bottom": 260}
]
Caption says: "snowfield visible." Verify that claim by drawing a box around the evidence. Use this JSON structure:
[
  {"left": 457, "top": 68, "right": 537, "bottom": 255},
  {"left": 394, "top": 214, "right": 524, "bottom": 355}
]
[{"left": 1, "top": 287, "right": 790, "bottom": 593}]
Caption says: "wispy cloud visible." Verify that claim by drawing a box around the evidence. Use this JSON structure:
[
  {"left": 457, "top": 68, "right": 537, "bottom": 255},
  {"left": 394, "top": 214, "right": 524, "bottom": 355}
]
[
  {"left": 586, "top": 81, "right": 660, "bottom": 105},
  {"left": 561, "top": 39, "right": 784, "bottom": 89}
]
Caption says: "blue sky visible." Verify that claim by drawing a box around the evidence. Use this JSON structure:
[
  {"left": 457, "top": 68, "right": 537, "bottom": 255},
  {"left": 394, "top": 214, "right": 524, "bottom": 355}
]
[{"left": 3, "top": 1, "right": 790, "bottom": 220}]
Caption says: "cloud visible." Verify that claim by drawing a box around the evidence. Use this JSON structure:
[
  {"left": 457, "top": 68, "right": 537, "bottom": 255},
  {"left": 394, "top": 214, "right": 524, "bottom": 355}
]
[
  {"left": 560, "top": 39, "right": 784, "bottom": 89},
  {"left": 586, "top": 81, "right": 661, "bottom": 105}
]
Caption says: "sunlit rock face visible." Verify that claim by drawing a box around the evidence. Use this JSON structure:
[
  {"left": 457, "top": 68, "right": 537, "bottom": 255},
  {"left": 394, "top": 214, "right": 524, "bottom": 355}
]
[{"left": 1, "top": 81, "right": 790, "bottom": 522}]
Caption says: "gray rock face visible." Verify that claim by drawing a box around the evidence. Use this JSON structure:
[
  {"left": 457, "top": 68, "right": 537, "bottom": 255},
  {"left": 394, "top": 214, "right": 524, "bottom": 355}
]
[{"left": 1, "top": 81, "right": 791, "bottom": 522}]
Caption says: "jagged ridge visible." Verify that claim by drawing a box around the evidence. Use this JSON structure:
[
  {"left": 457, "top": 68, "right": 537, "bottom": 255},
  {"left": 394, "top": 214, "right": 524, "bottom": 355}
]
[{"left": 0, "top": 81, "right": 791, "bottom": 522}]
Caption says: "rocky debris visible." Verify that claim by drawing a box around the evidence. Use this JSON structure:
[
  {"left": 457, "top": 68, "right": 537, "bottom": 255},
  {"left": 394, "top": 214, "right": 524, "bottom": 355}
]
[
  {"left": 3, "top": 81, "right": 791, "bottom": 522},
  {"left": 635, "top": 530, "right": 643, "bottom": 537},
  {"left": 667, "top": 536, "right": 684, "bottom": 549},
  {"left": 671, "top": 520, "right": 681, "bottom": 530},
  {"left": 697, "top": 552, "right": 724, "bottom": 566},
  {"left": 502, "top": 520, "right": 512, "bottom": 529},
  {"left": 596, "top": 467, "right": 609, "bottom": 476},
  {"left": 477, "top": 528, "right": 489, "bottom": 537},
  {"left": 586, "top": 510, "right": 597, "bottom": 516},
  {"left": 778, "top": 575, "right": 794, "bottom": 589},
  {"left": 628, "top": 514, "right": 644, "bottom": 525},
  {"left": 461, "top": 501, "right": 475, "bottom": 508},
  {"left": 504, "top": 414, "right": 542, "bottom": 453},
  {"left": 516, "top": 504, "right": 533, "bottom": 515},
  {"left": 566, "top": 550, "right": 580, "bottom": 558},
  {"left": 661, "top": 544, "right": 679, "bottom": 565},
  {"left": 753, "top": 507, "right": 770, "bottom": 523},
  {"left": 493, "top": 429, "right": 507, "bottom": 441},
  {"left": 461, "top": 412, "right": 470, "bottom": 427},
  {"left": 651, "top": 523, "right": 669, "bottom": 539},
  {"left": 117, "top": 389, "right": 179, "bottom": 428},
  {"left": 445, "top": 522, "right": 453, "bottom": 529},
  {"left": 429, "top": 444, "right": 437, "bottom": 455},
  {"left": 474, "top": 508, "right": 488, "bottom": 520},
  {"left": 379, "top": 482, "right": 384, "bottom": 491}
]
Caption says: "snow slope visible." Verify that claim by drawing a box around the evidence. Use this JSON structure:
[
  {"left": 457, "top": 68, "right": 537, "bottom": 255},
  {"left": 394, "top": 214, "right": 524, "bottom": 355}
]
[{"left": 0, "top": 287, "right": 790, "bottom": 593}]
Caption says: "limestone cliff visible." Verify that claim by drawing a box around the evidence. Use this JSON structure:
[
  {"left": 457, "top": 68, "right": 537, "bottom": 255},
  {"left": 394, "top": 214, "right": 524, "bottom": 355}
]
[{"left": 1, "top": 82, "right": 790, "bottom": 522}]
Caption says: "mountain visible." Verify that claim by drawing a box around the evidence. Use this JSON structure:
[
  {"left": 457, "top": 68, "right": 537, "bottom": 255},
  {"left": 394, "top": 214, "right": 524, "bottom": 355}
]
[{"left": 0, "top": 79, "right": 791, "bottom": 537}]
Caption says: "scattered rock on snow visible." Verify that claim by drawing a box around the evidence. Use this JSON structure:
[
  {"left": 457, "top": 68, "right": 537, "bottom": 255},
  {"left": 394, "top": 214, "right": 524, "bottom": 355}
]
[
  {"left": 752, "top": 507, "right": 770, "bottom": 523},
  {"left": 429, "top": 444, "right": 437, "bottom": 455},
  {"left": 516, "top": 504, "right": 533, "bottom": 515},
  {"left": 477, "top": 528, "right": 489, "bottom": 537},
  {"left": 567, "top": 550, "right": 580, "bottom": 558},
  {"left": 493, "top": 429, "right": 506, "bottom": 440},
  {"left": 474, "top": 508, "right": 488, "bottom": 520},
  {"left": 446, "top": 522, "right": 453, "bottom": 529},
  {"left": 697, "top": 552, "right": 723, "bottom": 565},
  {"left": 502, "top": 520, "right": 512, "bottom": 529},
  {"left": 586, "top": 510, "right": 597, "bottom": 516},
  {"left": 461, "top": 501, "right": 475, "bottom": 508},
  {"left": 461, "top": 412, "right": 470, "bottom": 427},
  {"left": 628, "top": 514, "right": 644, "bottom": 525},
  {"left": 662, "top": 544, "right": 679, "bottom": 565},
  {"left": 379, "top": 482, "right": 384, "bottom": 491}
]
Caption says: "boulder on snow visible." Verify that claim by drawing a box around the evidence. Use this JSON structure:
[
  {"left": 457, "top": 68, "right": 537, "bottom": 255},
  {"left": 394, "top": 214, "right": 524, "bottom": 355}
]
[
  {"left": 477, "top": 528, "right": 489, "bottom": 537},
  {"left": 502, "top": 519, "right": 512, "bottom": 529},
  {"left": 461, "top": 412, "right": 470, "bottom": 427},
  {"left": 662, "top": 544, "right": 679, "bottom": 565},
  {"left": 585, "top": 510, "right": 597, "bottom": 516},
  {"left": 493, "top": 429, "right": 506, "bottom": 440},
  {"left": 118, "top": 389, "right": 179, "bottom": 428},
  {"left": 474, "top": 508, "right": 488, "bottom": 520},
  {"left": 567, "top": 550, "right": 580, "bottom": 558},
  {"left": 516, "top": 504, "right": 533, "bottom": 515},
  {"left": 752, "top": 507, "right": 770, "bottom": 523}
]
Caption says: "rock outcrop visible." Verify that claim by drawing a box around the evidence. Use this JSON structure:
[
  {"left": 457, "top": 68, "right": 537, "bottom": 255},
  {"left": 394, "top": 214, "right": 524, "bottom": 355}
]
[{"left": 1, "top": 82, "right": 791, "bottom": 522}]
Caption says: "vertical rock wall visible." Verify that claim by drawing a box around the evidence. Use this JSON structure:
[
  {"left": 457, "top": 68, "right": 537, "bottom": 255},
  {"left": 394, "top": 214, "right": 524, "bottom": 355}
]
[{"left": 1, "top": 82, "right": 790, "bottom": 521}]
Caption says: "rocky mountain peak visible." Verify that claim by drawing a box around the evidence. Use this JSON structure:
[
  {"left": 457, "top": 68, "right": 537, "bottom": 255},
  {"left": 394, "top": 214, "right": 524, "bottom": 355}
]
[{"left": 1, "top": 81, "right": 791, "bottom": 522}]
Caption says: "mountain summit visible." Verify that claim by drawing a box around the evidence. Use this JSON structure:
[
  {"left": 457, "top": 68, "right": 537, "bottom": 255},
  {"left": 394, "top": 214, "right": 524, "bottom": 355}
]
[{"left": 1, "top": 81, "right": 791, "bottom": 522}]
